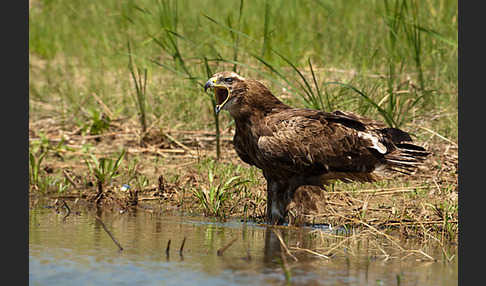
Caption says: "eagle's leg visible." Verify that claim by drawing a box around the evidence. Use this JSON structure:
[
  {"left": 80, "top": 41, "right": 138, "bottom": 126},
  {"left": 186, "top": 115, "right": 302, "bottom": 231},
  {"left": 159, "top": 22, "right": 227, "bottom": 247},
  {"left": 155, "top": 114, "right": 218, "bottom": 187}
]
[{"left": 266, "top": 179, "right": 297, "bottom": 225}]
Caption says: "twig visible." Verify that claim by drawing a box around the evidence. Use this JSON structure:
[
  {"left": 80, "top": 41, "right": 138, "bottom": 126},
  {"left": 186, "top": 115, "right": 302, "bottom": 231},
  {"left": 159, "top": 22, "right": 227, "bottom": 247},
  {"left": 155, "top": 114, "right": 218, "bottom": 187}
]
[
  {"left": 317, "top": 235, "right": 356, "bottom": 255},
  {"left": 61, "top": 199, "right": 71, "bottom": 222},
  {"left": 323, "top": 186, "right": 427, "bottom": 195},
  {"left": 95, "top": 215, "right": 123, "bottom": 251},
  {"left": 166, "top": 239, "right": 171, "bottom": 258},
  {"left": 137, "top": 197, "right": 164, "bottom": 201},
  {"left": 163, "top": 160, "right": 198, "bottom": 169},
  {"left": 126, "top": 147, "right": 168, "bottom": 158},
  {"left": 91, "top": 93, "right": 115, "bottom": 119},
  {"left": 371, "top": 239, "right": 392, "bottom": 261},
  {"left": 51, "top": 194, "right": 83, "bottom": 199},
  {"left": 127, "top": 147, "right": 198, "bottom": 158},
  {"left": 289, "top": 247, "right": 329, "bottom": 259},
  {"left": 416, "top": 125, "right": 457, "bottom": 146},
  {"left": 380, "top": 220, "right": 457, "bottom": 227},
  {"left": 62, "top": 170, "right": 78, "bottom": 188},
  {"left": 279, "top": 244, "right": 292, "bottom": 285},
  {"left": 217, "top": 238, "right": 238, "bottom": 256},
  {"left": 179, "top": 237, "right": 187, "bottom": 256},
  {"left": 29, "top": 131, "right": 134, "bottom": 142},
  {"left": 403, "top": 249, "right": 436, "bottom": 261},
  {"left": 143, "top": 116, "right": 163, "bottom": 136},
  {"left": 271, "top": 229, "right": 298, "bottom": 262},
  {"left": 162, "top": 132, "right": 194, "bottom": 153}
]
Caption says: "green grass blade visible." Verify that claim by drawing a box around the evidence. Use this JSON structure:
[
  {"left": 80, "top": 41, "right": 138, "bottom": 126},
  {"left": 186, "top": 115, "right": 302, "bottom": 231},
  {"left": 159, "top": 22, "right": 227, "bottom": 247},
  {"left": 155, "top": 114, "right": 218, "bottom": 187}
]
[
  {"left": 308, "top": 58, "right": 324, "bottom": 110},
  {"left": 323, "top": 81, "right": 397, "bottom": 127},
  {"left": 271, "top": 49, "right": 316, "bottom": 105}
]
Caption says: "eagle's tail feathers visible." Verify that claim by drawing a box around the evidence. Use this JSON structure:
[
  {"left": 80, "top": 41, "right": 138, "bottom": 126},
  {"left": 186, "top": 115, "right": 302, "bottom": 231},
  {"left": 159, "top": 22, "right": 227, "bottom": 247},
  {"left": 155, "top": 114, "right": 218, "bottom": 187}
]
[{"left": 383, "top": 143, "right": 429, "bottom": 174}]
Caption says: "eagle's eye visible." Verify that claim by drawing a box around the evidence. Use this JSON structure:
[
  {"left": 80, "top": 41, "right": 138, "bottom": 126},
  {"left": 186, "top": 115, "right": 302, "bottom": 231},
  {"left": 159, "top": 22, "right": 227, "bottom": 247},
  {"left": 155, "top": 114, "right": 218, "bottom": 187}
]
[{"left": 224, "top": 77, "right": 233, "bottom": 83}]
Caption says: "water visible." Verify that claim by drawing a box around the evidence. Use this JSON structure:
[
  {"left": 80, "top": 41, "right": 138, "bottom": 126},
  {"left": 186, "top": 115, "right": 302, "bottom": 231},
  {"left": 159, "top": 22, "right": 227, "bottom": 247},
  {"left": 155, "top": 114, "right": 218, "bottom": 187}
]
[{"left": 29, "top": 202, "right": 457, "bottom": 285}]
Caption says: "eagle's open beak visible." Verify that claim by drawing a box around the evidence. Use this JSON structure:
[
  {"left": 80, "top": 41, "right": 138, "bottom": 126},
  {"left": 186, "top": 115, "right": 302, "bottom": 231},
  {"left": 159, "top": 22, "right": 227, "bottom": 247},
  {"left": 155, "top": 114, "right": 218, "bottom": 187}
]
[{"left": 204, "top": 78, "right": 231, "bottom": 114}]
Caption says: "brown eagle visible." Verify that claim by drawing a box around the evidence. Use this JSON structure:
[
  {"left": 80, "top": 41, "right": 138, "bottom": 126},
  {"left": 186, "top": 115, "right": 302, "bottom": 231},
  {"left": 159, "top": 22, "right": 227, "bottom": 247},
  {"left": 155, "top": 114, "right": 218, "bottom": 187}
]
[{"left": 204, "top": 71, "right": 429, "bottom": 224}]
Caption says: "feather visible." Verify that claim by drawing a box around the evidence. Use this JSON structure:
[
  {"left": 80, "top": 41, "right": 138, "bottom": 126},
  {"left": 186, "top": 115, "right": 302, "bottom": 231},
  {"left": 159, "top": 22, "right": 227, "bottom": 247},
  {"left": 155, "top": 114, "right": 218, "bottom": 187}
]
[{"left": 204, "top": 71, "right": 430, "bottom": 224}]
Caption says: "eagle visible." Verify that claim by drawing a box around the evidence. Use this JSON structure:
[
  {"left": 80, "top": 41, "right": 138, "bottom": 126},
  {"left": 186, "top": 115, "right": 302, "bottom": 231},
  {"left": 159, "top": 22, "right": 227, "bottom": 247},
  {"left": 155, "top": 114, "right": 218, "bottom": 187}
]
[{"left": 204, "top": 71, "right": 429, "bottom": 224}]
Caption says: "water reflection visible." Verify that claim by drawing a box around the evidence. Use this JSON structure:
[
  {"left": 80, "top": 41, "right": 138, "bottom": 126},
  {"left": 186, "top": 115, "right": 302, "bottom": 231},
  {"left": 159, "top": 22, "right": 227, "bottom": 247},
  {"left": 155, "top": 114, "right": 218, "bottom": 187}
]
[{"left": 29, "top": 204, "right": 457, "bottom": 286}]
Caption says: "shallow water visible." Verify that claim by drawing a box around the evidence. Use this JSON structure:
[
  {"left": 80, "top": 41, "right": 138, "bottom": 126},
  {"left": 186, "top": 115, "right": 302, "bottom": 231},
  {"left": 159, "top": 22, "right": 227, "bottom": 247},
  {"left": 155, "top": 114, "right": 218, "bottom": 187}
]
[{"left": 29, "top": 203, "right": 457, "bottom": 286}]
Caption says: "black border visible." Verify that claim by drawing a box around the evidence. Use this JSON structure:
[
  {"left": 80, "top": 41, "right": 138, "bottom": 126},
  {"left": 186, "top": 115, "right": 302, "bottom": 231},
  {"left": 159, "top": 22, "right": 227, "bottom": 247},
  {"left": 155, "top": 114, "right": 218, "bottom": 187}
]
[
  {"left": 7, "top": 0, "right": 28, "bottom": 285},
  {"left": 459, "top": 1, "right": 477, "bottom": 285}
]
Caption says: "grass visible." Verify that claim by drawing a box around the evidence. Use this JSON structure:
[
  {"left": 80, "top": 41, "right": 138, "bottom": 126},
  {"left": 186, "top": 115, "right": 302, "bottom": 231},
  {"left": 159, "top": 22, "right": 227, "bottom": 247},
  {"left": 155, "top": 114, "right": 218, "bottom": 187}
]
[
  {"left": 85, "top": 149, "right": 126, "bottom": 195},
  {"left": 29, "top": 148, "right": 48, "bottom": 189},
  {"left": 191, "top": 166, "right": 245, "bottom": 217},
  {"left": 191, "top": 158, "right": 263, "bottom": 218},
  {"left": 127, "top": 41, "right": 149, "bottom": 135},
  {"left": 29, "top": 0, "right": 457, "bottom": 243},
  {"left": 29, "top": 0, "right": 457, "bottom": 135}
]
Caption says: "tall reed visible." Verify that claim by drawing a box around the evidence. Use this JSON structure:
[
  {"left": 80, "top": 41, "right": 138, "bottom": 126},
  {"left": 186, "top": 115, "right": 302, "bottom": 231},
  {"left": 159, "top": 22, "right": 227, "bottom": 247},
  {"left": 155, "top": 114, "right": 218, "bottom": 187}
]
[{"left": 127, "top": 40, "right": 148, "bottom": 134}]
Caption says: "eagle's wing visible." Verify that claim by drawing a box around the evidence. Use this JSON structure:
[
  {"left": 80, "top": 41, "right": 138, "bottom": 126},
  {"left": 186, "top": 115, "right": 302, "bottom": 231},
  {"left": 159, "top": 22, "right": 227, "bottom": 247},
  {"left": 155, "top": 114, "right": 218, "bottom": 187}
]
[{"left": 256, "top": 109, "right": 387, "bottom": 182}]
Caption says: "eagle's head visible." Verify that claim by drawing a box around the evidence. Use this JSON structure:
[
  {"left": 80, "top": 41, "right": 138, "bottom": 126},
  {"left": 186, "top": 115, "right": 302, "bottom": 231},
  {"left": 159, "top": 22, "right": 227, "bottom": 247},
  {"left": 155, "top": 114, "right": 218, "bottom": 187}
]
[
  {"left": 204, "top": 71, "right": 288, "bottom": 119},
  {"left": 204, "top": 71, "right": 247, "bottom": 114}
]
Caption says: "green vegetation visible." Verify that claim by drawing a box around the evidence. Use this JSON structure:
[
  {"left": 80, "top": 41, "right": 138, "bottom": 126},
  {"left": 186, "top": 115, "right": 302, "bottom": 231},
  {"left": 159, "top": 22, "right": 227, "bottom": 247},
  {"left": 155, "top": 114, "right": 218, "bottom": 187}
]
[
  {"left": 85, "top": 150, "right": 126, "bottom": 194},
  {"left": 29, "top": 0, "right": 457, "bottom": 242},
  {"left": 191, "top": 166, "right": 244, "bottom": 218},
  {"left": 127, "top": 41, "right": 149, "bottom": 135},
  {"left": 29, "top": 148, "right": 48, "bottom": 189},
  {"left": 192, "top": 158, "right": 263, "bottom": 218},
  {"left": 29, "top": 0, "right": 457, "bottom": 137}
]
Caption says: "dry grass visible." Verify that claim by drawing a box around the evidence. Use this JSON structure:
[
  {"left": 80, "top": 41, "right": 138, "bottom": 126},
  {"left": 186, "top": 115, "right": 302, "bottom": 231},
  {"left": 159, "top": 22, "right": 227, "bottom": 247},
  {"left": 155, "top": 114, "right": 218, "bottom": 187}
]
[{"left": 28, "top": 109, "right": 458, "bottom": 246}]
